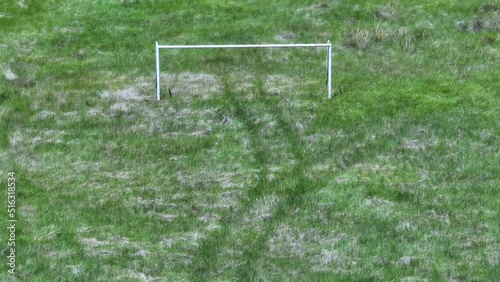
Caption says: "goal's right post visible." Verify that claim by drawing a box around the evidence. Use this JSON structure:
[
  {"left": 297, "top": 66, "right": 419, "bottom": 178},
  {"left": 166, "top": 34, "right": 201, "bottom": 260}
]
[
  {"left": 155, "top": 41, "right": 161, "bottom": 101},
  {"left": 327, "top": 40, "right": 332, "bottom": 99}
]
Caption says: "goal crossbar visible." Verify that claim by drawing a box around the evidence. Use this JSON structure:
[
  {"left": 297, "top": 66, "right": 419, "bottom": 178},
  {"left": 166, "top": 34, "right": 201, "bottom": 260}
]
[{"left": 155, "top": 41, "right": 333, "bottom": 100}]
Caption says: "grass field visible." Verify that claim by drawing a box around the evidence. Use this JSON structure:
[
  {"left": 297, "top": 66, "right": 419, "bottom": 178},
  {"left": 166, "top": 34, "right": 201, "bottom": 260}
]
[{"left": 1, "top": 0, "right": 499, "bottom": 281}]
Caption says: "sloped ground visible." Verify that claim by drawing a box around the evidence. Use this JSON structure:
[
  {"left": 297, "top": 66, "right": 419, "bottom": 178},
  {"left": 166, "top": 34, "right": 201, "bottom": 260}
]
[{"left": 0, "top": 0, "right": 498, "bottom": 281}]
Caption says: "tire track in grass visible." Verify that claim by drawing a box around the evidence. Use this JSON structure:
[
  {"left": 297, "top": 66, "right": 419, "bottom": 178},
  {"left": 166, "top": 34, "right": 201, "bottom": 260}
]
[
  {"left": 232, "top": 101, "right": 324, "bottom": 281},
  {"left": 191, "top": 77, "right": 324, "bottom": 280},
  {"left": 191, "top": 79, "right": 276, "bottom": 280}
]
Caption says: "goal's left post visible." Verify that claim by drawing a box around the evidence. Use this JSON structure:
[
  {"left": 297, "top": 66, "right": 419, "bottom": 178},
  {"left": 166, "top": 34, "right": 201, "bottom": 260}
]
[{"left": 155, "top": 41, "right": 161, "bottom": 101}]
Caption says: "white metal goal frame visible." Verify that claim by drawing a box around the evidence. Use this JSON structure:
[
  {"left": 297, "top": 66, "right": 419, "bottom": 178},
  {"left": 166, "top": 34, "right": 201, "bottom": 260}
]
[{"left": 155, "top": 40, "right": 333, "bottom": 101}]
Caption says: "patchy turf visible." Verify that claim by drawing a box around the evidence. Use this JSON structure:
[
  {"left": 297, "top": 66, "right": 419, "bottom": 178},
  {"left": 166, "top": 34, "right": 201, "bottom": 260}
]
[{"left": 1, "top": 0, "right": 499, "bottom": 281}]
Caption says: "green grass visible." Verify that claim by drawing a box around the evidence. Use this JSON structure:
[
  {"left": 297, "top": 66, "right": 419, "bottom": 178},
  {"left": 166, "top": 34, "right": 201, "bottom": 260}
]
[{"left": 1, "top": 0, "right": 499, "bottom": 281}]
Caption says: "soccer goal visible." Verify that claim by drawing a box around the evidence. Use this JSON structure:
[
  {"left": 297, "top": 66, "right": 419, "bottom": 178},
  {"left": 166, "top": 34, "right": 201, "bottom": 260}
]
[{"left": 155, "top": 41, "right": 333, "bottom": 101}]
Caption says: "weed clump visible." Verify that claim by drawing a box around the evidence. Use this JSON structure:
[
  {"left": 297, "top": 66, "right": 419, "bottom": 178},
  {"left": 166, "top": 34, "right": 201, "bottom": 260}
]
[
  {"left": 342, "top": 25, "right": 417, "bottom": 53},
  {"left": 311, "top": 3, "right": 329, "bottom": 10},
  {"left": 456, "top": 17, "right": 499, "bottom": 33},
  {"left": 8, "top": 77, "right": 36, "bottom": 88},
  {"left": 276, "top": 31, "right": 296, "bottom": 41},
  {"left": 456, "top": 3, "right": 500, "bottom": 32},
  {"left": 3, "top": 65, "right": 36, "bottom": 88},
  {"left": 342, "top": 29, "right": 374, "bottom": 50},
  {"left": 373, "top": 5, "right": 399, "bottom": 21},
  {"left": 478, "top": 3, "right": 500, "bottom": 14}
]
